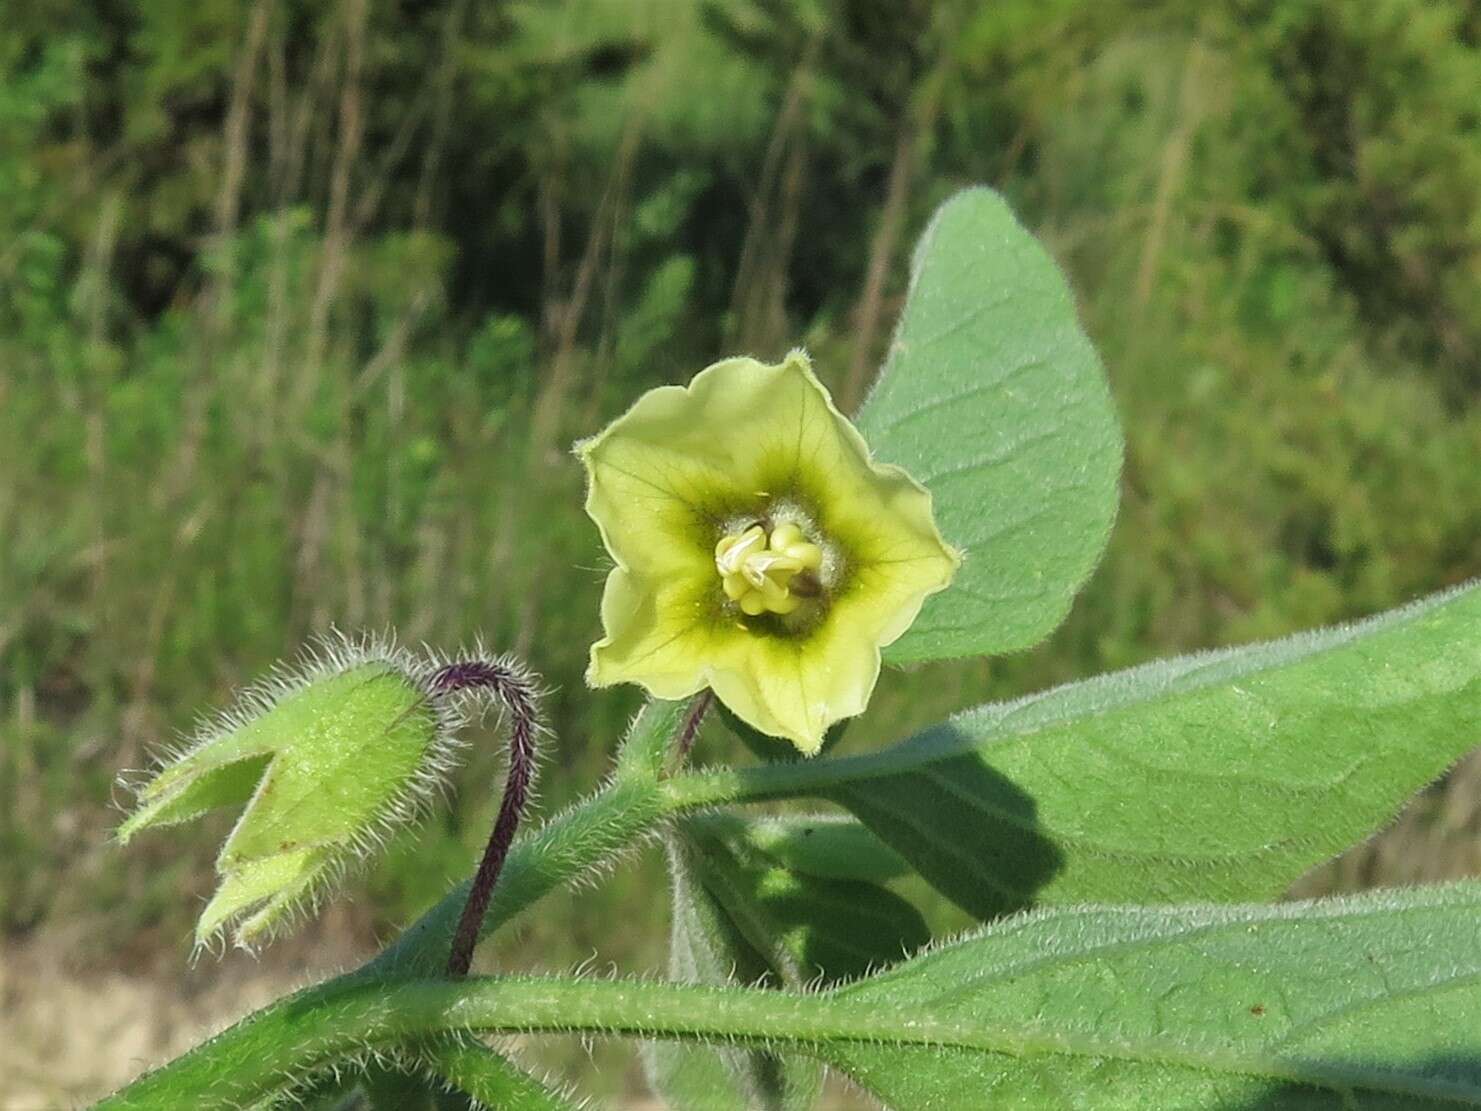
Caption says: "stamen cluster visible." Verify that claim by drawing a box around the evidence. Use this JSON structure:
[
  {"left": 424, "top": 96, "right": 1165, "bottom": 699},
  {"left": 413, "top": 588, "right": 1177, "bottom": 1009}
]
[{"left": 715, "top": 521, "right": 824, "bottom": 616}]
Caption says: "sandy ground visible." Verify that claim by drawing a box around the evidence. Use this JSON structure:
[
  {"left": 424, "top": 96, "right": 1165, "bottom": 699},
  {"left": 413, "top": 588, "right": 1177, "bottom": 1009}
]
[
  {"left": 0, "top": 935, "right": 833, "bottom": 1110},
  {"left": 0, "top": 917, "right": 375, "bottom": 1111}
]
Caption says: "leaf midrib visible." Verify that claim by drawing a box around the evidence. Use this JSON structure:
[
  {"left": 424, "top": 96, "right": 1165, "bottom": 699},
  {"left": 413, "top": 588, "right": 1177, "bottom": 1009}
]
[{"left": 842, "top": 892, "right": 1481, "bottom": 1005}]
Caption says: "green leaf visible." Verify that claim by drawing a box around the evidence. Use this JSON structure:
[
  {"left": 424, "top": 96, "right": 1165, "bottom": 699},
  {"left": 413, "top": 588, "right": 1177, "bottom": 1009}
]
[
  {"left": 102, "top": 884, "right": 1481, "bottom": 1110},
  {"left": 117, "top": 647, "right": 452, "bottom": 948},
  {"left": 824, "top": 883, "right": 1481, "bottom": 1108},
  {"left": 673, "top": 582, "right": 1481, "bottom": 919},
  {"left": 838, "top": 581, "right": 1481, "bottom": 917},
  {"left": 858, "top": 186, "right": 1123, "bottom": 664}
]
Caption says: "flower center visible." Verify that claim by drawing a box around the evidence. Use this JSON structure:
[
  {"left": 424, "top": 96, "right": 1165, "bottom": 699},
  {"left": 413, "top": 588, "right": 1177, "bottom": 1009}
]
[{"left": 714, "top": 522, "right": 824, "bottom": 617}]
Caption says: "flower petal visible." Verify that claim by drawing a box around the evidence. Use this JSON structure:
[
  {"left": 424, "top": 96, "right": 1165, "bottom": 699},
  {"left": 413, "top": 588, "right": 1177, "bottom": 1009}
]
[
  {"left": 709, "top": 630, "right": 874, "bottom": 756},
  {"left": 834, "top": 470, "right": 962, "bottom": 649},
  {"left": 587, "top": 566, "right": 716, "bottom": 700},
  {"left": 708, "top": 551, "right": 955, "bottom": 753}
]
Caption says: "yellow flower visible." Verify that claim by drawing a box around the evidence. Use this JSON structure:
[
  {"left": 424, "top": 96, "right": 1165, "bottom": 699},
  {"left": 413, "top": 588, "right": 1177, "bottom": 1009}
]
[{"left": 577, "top": 351, "right": 960, "bottom": 754}]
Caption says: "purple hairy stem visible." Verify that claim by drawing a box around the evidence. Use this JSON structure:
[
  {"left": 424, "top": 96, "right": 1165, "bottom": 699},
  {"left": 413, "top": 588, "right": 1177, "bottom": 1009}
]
[
  {"left": 674, "top": 689, "right": 713, "bottom": 767},
  {"left": 432, "top": 658, "right": 544, "bottom": 978}
]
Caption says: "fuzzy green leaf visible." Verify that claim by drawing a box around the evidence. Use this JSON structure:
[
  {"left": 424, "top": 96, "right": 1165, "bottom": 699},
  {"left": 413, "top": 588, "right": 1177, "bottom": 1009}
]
[
  {"left": 824, "top": 882, "right": 1481, "bottom": 1108},
  {"left": 118, "top": 652, "right": 449, "bottom": 948},
  {"left": 671, "top": 582, "right": 1481, "bottom": 919},
  {"left": 820, "top": 581, "right": 1481, "bottom": 918},
  {"left": 858, "top": 186, "right": 1123, "bottom": 664}
]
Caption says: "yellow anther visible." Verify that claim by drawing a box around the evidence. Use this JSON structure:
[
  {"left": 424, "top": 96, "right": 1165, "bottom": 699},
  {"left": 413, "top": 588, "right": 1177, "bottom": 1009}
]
[
  {"left": 766, "top": 522, "right": 822, "bottom": 571},
  {"left": 770, "top": 592, "right": 801, "bottom": 616},
  {"left": 787, "top": 541, "right": 823, "bottom": 570},
  {"left": 755, "top": 571, "right": 791, "bottom": 609},
  {"left": 715, "top": 521, "right": 822, "bottom": 616},
  {"left": 715, "top": 526, "right": 766, "bottom": 576},
  {"left": 770, "top": 522, "right": 803, "bottom": 549},
  {"left": 741, "top": 549, "right": 802, "bottom": 590}
]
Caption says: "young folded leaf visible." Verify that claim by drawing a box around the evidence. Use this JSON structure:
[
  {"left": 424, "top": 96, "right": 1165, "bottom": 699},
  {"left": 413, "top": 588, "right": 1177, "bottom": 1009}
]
[
  {"left": 646, "top": 812, "right": 927, "bottom": 1110},
  {"left": 117, "top": 637, "right": 459, "bottom": 951},
  {"left": 645, "top": 830, "right": 822, "bottom": 1111}
]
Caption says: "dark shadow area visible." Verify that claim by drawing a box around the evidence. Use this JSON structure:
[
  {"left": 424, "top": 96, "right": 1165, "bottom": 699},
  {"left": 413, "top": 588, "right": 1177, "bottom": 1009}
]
[
  {"left": 1212, "top": 1056, "right": 1481, "bottom": 1109},
  {"left": 822, "top": 721, "right": 1065, "bottom": 923}
]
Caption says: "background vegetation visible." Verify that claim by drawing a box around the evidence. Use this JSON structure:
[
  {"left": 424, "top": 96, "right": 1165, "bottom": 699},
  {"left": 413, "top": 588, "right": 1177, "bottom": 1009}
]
[{"left": 3, "top": 0, "right": 1480, "bottom": 1102}]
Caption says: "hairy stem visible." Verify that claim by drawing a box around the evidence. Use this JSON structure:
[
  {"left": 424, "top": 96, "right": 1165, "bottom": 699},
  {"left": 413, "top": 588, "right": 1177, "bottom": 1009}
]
[
  {"left": 672, "top": 689, "right": 713, "bottom": 767},
  {"left": 660, "top": 755, "right": 845, "bottom": 811},
  {"left": 97, "top": 970, "right": 1474, "bottom": 1111},
  {"left": 657, "top": 726, "right": 983, "bottom": 812},
  {"left": 369, "top": 699, "right": 685, "bottom": 977},
  {"left": 430, "top": 658, "right": 545, "bottom": 977},
  {"left": 91, "top": 976, "right": 829, "bottom": 1109},
  {"left": 370, "top": 776, "right": 668, "bottom": 978}
]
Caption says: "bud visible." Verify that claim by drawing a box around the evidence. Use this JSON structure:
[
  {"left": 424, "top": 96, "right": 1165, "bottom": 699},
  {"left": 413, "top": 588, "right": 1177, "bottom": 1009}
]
[{"left": 118, "top": 636, "right": 460, "bottom": 951}]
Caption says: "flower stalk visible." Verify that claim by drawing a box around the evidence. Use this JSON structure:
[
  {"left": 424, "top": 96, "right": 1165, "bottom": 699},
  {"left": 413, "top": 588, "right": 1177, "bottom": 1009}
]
[
  {"left": 673, "top": 690, "right": 714, "bottom": 767},
  {"left": 432, "top": 658, "right": 545, "bottom": 978}
]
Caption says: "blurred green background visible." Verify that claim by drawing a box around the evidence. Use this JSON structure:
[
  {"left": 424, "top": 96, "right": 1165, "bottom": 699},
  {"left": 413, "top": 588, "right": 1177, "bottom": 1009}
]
[{"left": 3, "top": 0, "right": 1481, "bottom": 1102}]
